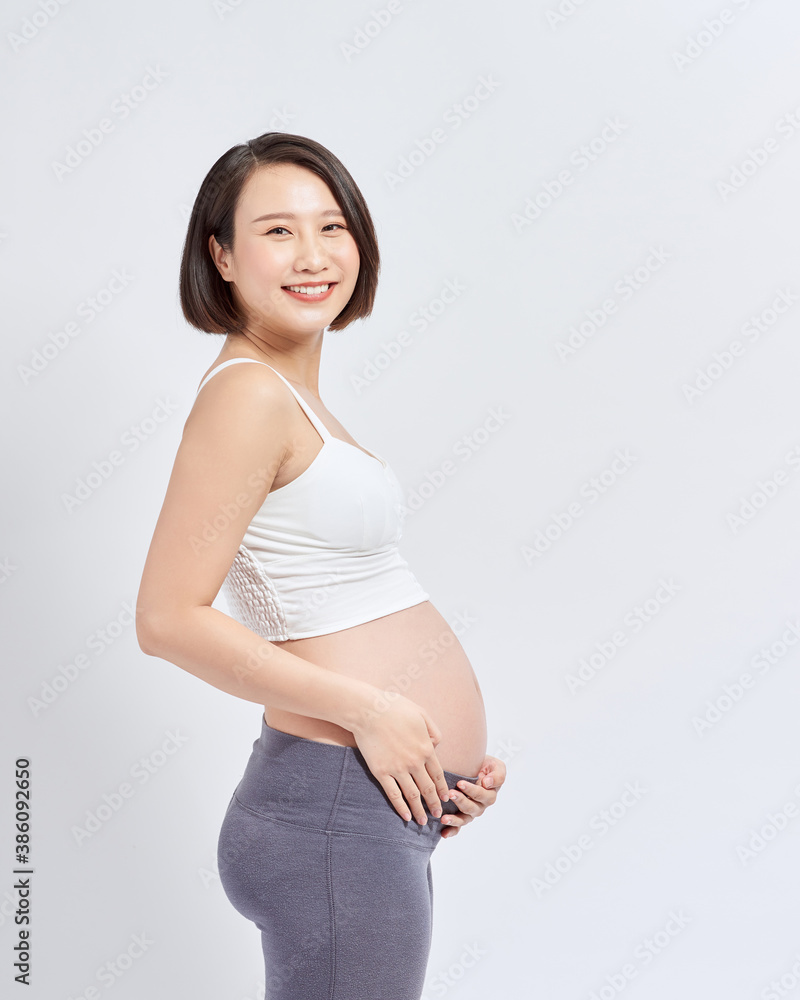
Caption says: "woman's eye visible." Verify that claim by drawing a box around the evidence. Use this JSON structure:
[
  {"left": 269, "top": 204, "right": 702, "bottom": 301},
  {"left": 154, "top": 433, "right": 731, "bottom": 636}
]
[{"left": 265, "top": 224, "right": 346, "bottom": 236}]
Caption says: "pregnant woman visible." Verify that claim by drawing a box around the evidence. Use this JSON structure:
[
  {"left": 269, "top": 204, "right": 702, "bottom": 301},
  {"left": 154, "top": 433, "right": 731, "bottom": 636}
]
[{"left": 135, "top": 132, "right": 505, "bottom": 999}]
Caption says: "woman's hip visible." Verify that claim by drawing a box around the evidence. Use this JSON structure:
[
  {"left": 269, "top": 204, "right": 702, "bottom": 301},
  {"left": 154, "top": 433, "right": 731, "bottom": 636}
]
[{"left": 225, "top": 714, "right": 479, "bottom": 848}]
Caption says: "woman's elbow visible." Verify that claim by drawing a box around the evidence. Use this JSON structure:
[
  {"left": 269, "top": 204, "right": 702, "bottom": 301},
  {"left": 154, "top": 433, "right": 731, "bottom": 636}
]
[
  {"left": 135, "top": 603, "right": 200, "bottom": 656},
  {"left": 135, "top": 602, "right": 172, "bottom": 656},
  {"left": 135, "top": 614, "right": 162, "bottom": 656}
]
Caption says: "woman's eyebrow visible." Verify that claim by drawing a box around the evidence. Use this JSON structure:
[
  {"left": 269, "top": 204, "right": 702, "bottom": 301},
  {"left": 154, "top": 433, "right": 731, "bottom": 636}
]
[{"left": 250, "top": 209, "right": 345, "bottom": 223}]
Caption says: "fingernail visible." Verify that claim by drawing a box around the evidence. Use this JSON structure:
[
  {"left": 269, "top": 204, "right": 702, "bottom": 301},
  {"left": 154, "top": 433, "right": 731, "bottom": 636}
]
[{"left": 485, "top": 776, "right": 494, "bottom": 787}]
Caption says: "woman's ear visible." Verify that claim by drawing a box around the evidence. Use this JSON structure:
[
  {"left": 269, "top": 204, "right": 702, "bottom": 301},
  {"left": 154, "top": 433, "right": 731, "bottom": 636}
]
[{"left": 208, "top": 233, "right": 233, "bottom": 282}]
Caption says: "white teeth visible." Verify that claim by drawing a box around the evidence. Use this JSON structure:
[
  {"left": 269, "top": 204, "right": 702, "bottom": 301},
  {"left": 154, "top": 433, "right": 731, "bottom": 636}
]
[{"left": 286, "top": 284, "right": 330, "bottom": 294}]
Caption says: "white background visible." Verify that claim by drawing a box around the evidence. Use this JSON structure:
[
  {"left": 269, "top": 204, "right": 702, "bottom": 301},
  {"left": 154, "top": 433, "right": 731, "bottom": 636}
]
[{"left": 3, "top": 1, "right": 800, "bottom": 997}]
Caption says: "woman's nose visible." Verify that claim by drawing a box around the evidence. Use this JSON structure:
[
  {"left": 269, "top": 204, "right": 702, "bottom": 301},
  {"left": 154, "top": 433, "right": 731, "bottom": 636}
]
[{"left": 293, "top": 235, "right": 328, "bottom": 270}]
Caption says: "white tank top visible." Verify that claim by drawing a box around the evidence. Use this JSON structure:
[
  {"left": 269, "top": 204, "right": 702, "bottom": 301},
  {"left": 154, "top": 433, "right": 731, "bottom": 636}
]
[{"left": 195, "top": 358, "right": 429, "bottom": 640}]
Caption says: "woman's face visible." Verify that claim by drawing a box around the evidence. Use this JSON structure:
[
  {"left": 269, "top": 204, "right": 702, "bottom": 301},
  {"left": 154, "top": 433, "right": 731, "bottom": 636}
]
[{"left": 210, "top": 162, "right": 361, "bottom": 339}]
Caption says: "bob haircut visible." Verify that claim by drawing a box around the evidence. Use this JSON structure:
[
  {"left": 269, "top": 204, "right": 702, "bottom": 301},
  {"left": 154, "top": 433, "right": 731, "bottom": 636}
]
[{"left": 179, "top": 132, "right": 380, "bottom": 334}]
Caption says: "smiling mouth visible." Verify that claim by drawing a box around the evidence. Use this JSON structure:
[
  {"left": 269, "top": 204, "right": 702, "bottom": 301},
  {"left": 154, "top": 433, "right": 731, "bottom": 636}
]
[{"left": 282, "top": 282, "right": 337, "bottom": 297}]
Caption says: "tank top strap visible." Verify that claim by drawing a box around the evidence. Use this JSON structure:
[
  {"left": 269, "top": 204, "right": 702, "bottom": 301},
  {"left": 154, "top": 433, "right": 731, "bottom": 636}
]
[
  {"left": 196, "top": 357, "right": 264, "bottom": 394},
  {"left": 195, "top": 357, "right": 331, "bottom": 441},
  {"left": 253, "top": 362, "right": 332, "bottom": 441}
]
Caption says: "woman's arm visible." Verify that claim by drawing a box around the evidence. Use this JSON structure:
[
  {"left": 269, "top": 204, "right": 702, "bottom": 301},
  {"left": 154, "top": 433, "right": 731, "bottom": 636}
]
[
  {"left": 136, "top": 364, "right": 375, "bottom": 725},
  {"left": 135, "top": 364, "right": 451, "bottom": 823},
  {"left": 138, "top": 603, "right": 379, "bottom": 728}
]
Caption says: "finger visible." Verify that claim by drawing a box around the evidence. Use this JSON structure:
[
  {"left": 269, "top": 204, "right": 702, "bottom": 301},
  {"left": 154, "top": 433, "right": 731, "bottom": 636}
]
[
  {"left": 452, "top": 779, "right": 495, "bottom": 808},
  {"left": 447, "top": 787, "right": 484, "bottom": 818},
  {"left": 409, "top": 764, "right": 447, "bottom": 823},
  {"left": 440, "top": 810, "right": 474, "bottom": 834},
  {"left": 424, "top": 712, "right": 443, "bottom": 746},
  {"left": 381, "top": 777, "right": 415, "bottom": 823},
  {"left": 424, "top": 755, "right": 451, "bottom": 807},
  {"left": 481, "top": 757, "right": 507, "bottom": 790},
  {"left": 441, "top": 810, "right": 471, "bottom": 828},
  {"left": 395, "top": 773, "right": 433, "bottom": 826}
]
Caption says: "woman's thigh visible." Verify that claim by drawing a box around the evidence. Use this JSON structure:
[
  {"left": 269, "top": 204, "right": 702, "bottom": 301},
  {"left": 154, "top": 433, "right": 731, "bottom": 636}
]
[
  {"left": 217, "top": 794, "right": 436, "bottom": 999},
  {"left": 326, "top": 831, "right": 435, "bottom": 998}
]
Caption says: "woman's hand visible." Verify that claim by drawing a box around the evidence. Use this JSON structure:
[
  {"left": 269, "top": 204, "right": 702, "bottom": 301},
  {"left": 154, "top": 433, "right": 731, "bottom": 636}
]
[
  {"left": 439, "top": 754, "right": 507, "bottom": 839},
  {"left": 350, "top": 692, "right": 451, "bottom": 826}
]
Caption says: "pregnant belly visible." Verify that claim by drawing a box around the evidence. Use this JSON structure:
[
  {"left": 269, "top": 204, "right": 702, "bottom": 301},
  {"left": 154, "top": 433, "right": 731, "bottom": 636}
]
[{"left": 264, "top": 600, "right": 488, "bottom": 777}]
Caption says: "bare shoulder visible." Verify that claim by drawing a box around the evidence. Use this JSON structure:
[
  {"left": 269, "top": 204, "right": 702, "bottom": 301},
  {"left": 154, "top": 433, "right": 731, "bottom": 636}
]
[
  {"left": 136, "top": 359, "right": 297, "bottom": 632},
  {"left": 187, "top": 358, "right": 295, "bottom": 431},
  {"left": 177, "top": 358, "right": 301, "bottom": 496}
]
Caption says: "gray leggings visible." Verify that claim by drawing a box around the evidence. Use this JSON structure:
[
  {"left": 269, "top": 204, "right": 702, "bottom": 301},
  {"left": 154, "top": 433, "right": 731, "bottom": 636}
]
[{"left": 217, "top": 716, "right": 479, "bottom": 999}]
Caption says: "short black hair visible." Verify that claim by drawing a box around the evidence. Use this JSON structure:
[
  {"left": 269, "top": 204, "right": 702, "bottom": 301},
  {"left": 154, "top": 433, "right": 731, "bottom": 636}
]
[{"left": 179, "top": 132, "right": 380, "bottom": 334}]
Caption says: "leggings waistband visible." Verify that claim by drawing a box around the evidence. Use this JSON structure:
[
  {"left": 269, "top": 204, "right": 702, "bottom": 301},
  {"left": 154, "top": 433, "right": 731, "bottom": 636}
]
[{"left": 232, "top": 716, "right": 481, "bottom": 849}]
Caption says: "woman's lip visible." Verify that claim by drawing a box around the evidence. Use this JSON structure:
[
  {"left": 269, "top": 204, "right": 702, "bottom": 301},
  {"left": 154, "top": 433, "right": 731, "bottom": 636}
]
[{"left": 282, "top": 283, "right": 337, "bottom": 302}]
